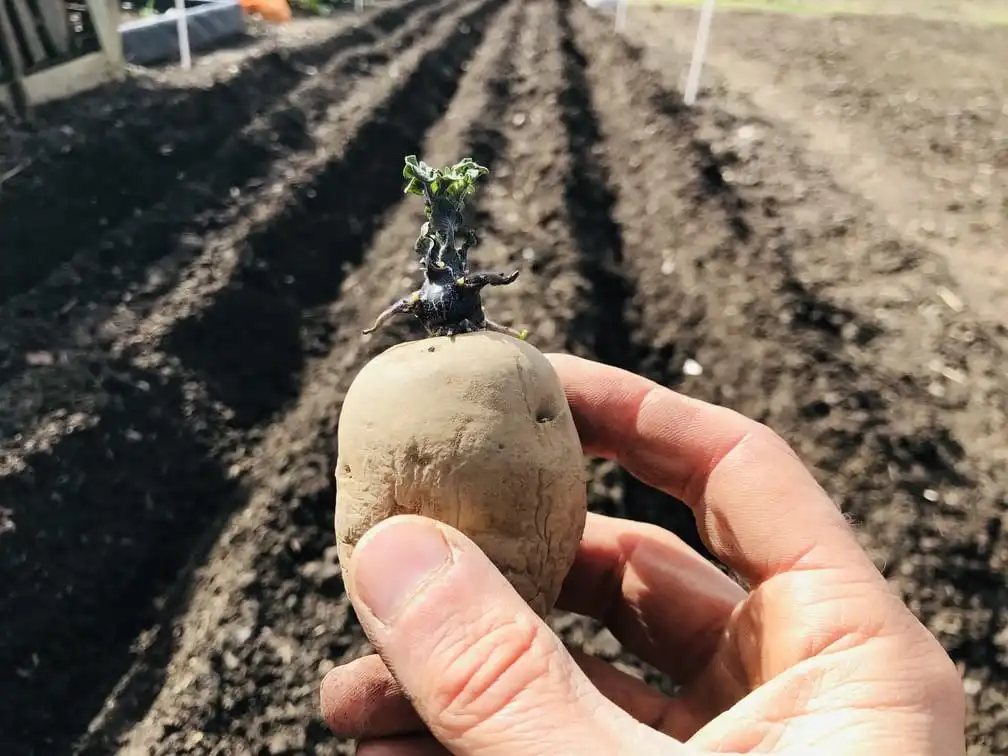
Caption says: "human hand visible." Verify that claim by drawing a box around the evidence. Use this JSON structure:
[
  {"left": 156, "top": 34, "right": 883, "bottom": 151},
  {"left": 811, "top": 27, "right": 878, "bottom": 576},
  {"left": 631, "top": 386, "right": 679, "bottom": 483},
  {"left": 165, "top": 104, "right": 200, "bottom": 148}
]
[{"left": 320, "top": 353, "right": 966, "bottom": 755}]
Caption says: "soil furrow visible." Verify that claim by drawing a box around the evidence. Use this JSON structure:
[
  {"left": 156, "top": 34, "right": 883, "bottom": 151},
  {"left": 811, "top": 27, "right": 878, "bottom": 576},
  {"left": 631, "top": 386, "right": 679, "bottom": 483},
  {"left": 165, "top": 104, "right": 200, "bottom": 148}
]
[
  {"left": 0, "top": 0, "right": 454, "bottom": 420},
  {"left": 456, "top": 0, "right": 647, "bottom": 545},
  {"left": 0, "top": 2, "right": 502, "bottom": 753},
  {"left": 571, "top": 1, "right": 1008, "bottom": 734},
  {"left": 455, "top": 0, "right": 583, "bottom": 350},
  {"left": 0, "top": 354, "right": 236, "bottom": 755},
  {"left": 445, "top": 0, "right": 678, "bottom": 692},
  {"left": 87, "top": 3, "right": 519, "bottom": 753},
  {"left": 647, "top": 8, "right": 1008, "bottom": 336},
  {"left": 554, "top": 0, "right": 706, "bottom": 557},
  {"left": 0, "top": 0, "right": 482, "bottom": 468},
  {"left": 158, "top": 0, "right": 505, "bottom": 428},
  {"left": 0, "top": 0, "right": 427, "bottom": 305},
  {"left": 555, "top": 0, "right": 636, "bottom": 368}
]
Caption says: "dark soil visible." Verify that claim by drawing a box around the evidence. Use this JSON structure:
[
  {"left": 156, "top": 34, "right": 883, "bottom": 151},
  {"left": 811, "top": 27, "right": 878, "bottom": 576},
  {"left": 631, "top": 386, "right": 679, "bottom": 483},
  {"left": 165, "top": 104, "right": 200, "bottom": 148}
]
[
  {"left": 631, "top": 4, "right": 1008, "bottom": 335},
  {"left": 0, "top": 1, "right": 1005, "bottom": 754}
]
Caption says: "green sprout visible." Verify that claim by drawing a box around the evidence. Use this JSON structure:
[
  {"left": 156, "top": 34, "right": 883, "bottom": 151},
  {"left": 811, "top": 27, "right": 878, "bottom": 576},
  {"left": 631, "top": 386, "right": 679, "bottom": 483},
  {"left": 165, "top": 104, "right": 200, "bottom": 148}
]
[{"left": 362, "top": 155, "right": 527, "bottom": 340}]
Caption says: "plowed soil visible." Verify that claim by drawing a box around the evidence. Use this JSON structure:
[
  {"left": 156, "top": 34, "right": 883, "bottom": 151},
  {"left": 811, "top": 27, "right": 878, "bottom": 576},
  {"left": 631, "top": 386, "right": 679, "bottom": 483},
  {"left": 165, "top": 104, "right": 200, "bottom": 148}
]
[{"left": 0, "top": 1, "right": 1005, "bottom": 754}]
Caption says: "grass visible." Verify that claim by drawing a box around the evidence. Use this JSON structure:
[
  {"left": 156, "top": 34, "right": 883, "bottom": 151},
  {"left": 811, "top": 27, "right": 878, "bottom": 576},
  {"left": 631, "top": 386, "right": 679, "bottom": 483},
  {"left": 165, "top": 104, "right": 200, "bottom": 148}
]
[{"left": 642, "top": 0, "right": 1008, "bottom": 26}]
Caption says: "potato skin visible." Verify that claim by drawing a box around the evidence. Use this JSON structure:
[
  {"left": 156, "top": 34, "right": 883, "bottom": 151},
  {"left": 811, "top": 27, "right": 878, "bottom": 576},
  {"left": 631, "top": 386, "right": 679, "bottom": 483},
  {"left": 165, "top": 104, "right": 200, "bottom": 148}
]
[{"left": 335, "top": 332, "right": 587, "bottom": 617}]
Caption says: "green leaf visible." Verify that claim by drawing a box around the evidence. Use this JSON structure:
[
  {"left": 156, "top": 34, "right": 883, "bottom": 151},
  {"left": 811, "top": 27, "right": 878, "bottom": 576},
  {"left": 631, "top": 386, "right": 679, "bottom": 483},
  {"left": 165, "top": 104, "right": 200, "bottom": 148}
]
[
  {"left": 403, "top": 178, "right": 425, "bottom": 197},
  {"left": 402, "top": 154, "right": 439, "bottom": 189},
  {"left": 402, "top": 155, "right": 419, "bottom": 181},
  {"left": 449, "top": 157, "right": 488, "bottom": 183},
  {"left": 402, "top": 154, "right": 489, "bottom": 218}
]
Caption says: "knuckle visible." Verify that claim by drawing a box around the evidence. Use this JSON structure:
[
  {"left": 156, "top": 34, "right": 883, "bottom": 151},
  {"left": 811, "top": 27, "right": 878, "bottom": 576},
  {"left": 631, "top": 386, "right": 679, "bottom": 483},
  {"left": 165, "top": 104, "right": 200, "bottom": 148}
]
[{"left": 427, "top": 611, "right": 553, "bottom": 737}]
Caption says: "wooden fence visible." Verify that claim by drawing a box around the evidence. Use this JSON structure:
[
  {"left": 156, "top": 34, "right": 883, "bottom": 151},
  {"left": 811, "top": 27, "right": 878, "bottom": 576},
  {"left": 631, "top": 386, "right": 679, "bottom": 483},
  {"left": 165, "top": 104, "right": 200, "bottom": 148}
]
[{"left": 0, "top": 0, "right": 124, "bottom": 115}]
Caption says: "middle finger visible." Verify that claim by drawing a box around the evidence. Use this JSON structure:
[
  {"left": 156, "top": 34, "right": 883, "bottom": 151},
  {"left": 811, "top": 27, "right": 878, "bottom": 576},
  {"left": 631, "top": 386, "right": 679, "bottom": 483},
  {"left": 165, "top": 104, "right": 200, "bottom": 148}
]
[{"left": 558, "top": 512, "right": 746, "bottom": 682}]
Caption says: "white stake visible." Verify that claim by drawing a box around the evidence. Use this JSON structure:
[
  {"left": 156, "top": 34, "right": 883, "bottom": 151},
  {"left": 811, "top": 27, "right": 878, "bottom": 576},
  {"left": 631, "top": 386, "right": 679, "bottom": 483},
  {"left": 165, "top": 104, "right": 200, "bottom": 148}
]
[
  {"left": 615, "top": 0, "right": 627, "bottom": 31},
  {"left": 175, "top": 0, "right": 192, "bottom": 69},
  {"left": 355, "top": 0, "right": 364, "bottom": 11},
  {"left": 683, "top": 0, "right": 715, "bottom": 105}
]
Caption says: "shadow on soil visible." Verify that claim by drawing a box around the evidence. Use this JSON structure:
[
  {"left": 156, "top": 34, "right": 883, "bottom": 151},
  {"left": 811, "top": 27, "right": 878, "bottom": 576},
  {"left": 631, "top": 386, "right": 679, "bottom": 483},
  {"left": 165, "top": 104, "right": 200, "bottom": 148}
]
[
  {"left": 556, "top": 0, "right": 705, "bottom": 551},
  {"left": 162, "top": 0, "right": 504, "bottom": 428},
  {"left": 463, "top": 2, "right": 524, "bottom": 230},
  {"left": 0, "top": 0, "right": 439, "bottom": 307},
  {"left": 0, "top": 359, "right": 237, "bottom": 756},
  {"left": 932, "top": 523, "right": 1008, "bottom": 681}
]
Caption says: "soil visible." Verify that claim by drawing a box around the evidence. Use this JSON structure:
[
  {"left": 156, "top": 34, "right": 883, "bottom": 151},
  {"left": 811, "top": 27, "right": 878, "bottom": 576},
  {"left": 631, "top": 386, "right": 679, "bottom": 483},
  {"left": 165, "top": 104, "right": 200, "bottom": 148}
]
[{"left": 0, "top": 1, "right": 1005, "bottom": 754}]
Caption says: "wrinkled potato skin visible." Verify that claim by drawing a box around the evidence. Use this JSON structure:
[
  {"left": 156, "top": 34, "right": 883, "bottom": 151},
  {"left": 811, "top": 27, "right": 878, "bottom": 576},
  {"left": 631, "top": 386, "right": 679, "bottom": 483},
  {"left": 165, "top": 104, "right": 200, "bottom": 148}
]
[{"left": 335, "top": 332, "right": 587, "bottom": 617}]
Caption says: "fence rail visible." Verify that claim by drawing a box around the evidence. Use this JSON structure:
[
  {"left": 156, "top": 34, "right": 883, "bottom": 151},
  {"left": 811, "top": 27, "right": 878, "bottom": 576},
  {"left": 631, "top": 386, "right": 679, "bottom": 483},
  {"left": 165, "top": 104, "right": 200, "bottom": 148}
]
[{"left": 0, "top": 0, "right": 124, "bottom": 115}]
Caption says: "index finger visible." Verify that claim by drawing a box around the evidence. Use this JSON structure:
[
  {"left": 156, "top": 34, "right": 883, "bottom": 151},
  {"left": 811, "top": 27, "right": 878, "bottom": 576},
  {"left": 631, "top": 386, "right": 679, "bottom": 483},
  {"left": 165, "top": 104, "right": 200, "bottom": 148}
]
[{"left": 546, "top": 354, "right": 881, "bottom": 589}]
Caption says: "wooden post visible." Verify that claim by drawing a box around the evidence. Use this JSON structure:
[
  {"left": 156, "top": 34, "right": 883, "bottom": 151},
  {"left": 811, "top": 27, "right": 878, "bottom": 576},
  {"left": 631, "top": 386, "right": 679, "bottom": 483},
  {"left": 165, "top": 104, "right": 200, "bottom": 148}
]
[
  {"left": 36, "top": 0, "right": 71, "bottom": 56},
  {"left": 9, "top": 0, "right": 45, "bottom": 64},
  {"left": 174, "top": 0, "right": 192, "bottom": 69},
  {"left": 615, "top": 0, "right": 627, "bottom": 32},
  {"left": 0, "top": 0, "right": 31, "bottom": 118},
  {"left": 87, "top": 0, "right": 125, "bottom": 68},
  {"left": 684, "top": 0, "right": 715, "bottom": 106}
]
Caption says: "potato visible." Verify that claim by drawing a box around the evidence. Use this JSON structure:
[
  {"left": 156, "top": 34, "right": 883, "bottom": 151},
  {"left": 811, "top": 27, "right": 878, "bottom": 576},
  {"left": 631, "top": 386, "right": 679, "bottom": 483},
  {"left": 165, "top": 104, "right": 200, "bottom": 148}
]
[{"left": 335, "top": 331, "right": 587, "bottom": 617}]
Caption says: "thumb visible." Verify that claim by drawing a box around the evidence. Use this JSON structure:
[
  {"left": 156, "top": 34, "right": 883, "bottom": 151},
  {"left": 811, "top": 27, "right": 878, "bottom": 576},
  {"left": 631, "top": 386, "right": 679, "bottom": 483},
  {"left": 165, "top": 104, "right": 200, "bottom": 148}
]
[{"left": 344, "top": 514, "right": 670, "bottom": 756}]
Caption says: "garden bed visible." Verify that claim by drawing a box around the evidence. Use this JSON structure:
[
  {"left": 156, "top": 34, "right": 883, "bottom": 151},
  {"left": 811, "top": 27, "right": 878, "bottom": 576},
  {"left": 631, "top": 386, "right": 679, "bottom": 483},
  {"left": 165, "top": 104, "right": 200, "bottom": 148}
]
[{"left": 2, "top": 0, "right": 1006, "bottom": 753}]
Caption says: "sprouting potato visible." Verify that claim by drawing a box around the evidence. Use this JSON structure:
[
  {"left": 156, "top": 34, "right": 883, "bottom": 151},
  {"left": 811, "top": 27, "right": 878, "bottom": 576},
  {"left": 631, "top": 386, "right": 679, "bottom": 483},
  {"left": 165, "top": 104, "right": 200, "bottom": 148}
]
[{"left": 334, "top": 156, "right": 587, "bottom": 616}]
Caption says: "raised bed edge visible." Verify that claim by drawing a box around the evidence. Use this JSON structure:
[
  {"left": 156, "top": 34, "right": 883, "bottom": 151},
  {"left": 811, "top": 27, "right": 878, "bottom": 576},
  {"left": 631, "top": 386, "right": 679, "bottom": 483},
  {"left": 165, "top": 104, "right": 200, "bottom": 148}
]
[{"left": 119, "top": 0, "right": 247, "bottom": 66}]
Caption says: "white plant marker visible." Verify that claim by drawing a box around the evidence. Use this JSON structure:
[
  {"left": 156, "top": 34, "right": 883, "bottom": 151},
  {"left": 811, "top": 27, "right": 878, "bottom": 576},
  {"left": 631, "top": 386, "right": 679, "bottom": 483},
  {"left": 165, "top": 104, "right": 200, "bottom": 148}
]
[
  {"left": 175, "top": 0, "right": 192, "bottom": 69},
  {"left": 355, "top": 0, "right": 364, "bottom": 11},
  {"left": 683, "top": 0, "right": 715, "bottom": 105},
  {"left": 615, "top": 0, "right": 627, "bottom": 31}
]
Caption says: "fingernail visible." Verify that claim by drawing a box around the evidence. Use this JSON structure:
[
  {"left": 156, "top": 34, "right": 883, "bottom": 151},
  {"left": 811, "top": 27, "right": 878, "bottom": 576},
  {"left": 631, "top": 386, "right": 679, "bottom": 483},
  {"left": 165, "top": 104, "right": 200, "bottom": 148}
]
[{"left": 352, "top": 517, "right": 453, "bottom": 625}]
